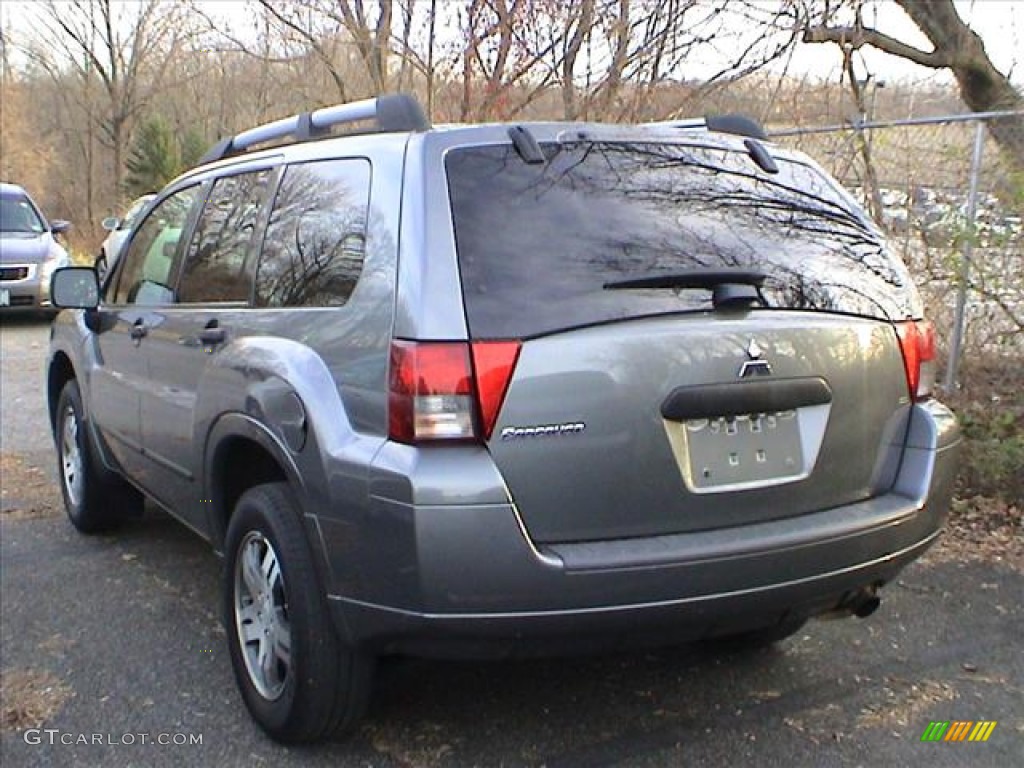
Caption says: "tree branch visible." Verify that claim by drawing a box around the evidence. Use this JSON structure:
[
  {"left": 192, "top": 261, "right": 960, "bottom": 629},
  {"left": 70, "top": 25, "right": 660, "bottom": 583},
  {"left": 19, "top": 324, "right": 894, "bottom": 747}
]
[{"left": 803, "top": 24, "right": 950, "bottom": 69}]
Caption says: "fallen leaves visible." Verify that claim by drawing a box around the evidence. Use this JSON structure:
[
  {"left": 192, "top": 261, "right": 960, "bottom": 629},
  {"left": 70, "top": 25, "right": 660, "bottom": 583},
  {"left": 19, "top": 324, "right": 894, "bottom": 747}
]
[
  {"left": 856, "top": 677, "right": 957, "bottom": 730},
  {"left": 0, "top": 667, "right": 73, "bottom": 733},
  {"left": 921, "top": 495, "right": 1024, "bottom": 571},
  {"left": 0, "top": 453, "right": 60, "bottom": 520}
]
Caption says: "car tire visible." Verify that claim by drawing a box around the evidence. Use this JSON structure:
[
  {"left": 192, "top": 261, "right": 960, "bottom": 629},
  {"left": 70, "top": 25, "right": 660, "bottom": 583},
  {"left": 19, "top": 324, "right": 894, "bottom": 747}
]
[
  {"left": 224, "top": 482, "right": 374, "bottom": 743},
  {"left": 55, "top": 379, "right": 142, "bottom": 533}
]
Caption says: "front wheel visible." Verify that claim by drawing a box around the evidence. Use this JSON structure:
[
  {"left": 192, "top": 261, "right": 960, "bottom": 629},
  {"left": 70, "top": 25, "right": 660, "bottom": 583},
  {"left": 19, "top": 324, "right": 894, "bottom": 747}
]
[
  {"left": 55, "top": 379, "right": 141, "bottom": 533},
  {"left": 224, "top": 483, "right": 373, "bottom": 743}
]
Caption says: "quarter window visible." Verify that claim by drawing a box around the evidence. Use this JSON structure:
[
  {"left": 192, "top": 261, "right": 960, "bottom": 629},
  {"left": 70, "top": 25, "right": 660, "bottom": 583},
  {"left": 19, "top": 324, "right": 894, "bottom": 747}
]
[
  {"left": 177, "top": 170, "right": 272, "bottom": 304},
  {"left": 256, "top": 158, "right": 371, "bottom": 308},
  {"left": 113, "top": 186, "right": 199, "bottom": 305}
]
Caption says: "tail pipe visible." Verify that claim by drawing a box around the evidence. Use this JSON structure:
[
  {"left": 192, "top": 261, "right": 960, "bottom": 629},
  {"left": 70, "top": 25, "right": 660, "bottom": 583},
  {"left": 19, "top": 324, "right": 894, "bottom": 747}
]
[
  {"left": 848, "top": 588, "right": 881, "bottom": 618},
  {"left": 821, "top": 585, "right": 882, "bottom": 620}
]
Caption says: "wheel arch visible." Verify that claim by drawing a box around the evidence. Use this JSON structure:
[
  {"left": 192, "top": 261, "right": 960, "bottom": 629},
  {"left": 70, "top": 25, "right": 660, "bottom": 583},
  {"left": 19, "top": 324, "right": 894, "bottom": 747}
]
[
  {"left": 204, "top": 414, "right": 307, "bottom": 553},
  {"left": 47, "top": 351, "right": 77, "bottom": 431}
]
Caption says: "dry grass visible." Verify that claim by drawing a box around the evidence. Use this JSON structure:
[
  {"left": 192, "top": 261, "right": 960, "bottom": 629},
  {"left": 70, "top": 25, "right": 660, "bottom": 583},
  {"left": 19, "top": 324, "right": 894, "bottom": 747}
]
[
  {"left": 0, "top": 454, "right": 61, "bottom": 521},
  {"left": 921, "top": 496, "right": 1024, "bottom": 571},
  {"left": 364, "top": 721, "right": 459, "bottom": 768},
  {"left": 1, "top": 667, "right": 73, "bottom": 733},
  {"left": 920, "top": 355, "right": 1024, "bottom": 572}
]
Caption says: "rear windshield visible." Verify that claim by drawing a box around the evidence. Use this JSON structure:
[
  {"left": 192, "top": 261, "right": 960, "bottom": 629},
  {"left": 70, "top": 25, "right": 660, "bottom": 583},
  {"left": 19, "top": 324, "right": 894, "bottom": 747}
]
[{"left": 446, "top": 141, "right": 920, "bottom": 338}]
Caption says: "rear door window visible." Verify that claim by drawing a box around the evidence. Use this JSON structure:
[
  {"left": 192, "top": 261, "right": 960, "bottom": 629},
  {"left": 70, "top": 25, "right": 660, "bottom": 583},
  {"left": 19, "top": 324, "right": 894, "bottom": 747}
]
[
  {"left": 177, "top": 169, "right": 273, "bottom": 304},
  {"left": 255, "top": 158, "right": 371, "bottom": 308},
  {"left": 445, "top": 142, "right": 919, "bottom": 339}
]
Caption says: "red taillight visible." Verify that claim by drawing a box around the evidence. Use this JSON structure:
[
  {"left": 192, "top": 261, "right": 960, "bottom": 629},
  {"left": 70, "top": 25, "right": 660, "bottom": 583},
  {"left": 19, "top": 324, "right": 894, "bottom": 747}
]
[
  {"left": 388, "top": 339, "right": 521, "bottom": 444},
  {"left": 895, "top": 319, "right": 936, "bottom": 400},
  {"left": 388, "top": 341, "right": 475, "bottom": 443},
  {"left": 470, "top": 341, "right": 521, "bottom": 440}
]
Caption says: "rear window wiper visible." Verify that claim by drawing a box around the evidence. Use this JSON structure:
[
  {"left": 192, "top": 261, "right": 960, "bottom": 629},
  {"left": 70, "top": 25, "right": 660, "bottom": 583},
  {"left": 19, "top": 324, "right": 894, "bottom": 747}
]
[
  {"left": 603, "top": 268, "right": 766, "bottom": 291},
  {"left": 603, "top": 268, "right": 767, "bottom": 310}
]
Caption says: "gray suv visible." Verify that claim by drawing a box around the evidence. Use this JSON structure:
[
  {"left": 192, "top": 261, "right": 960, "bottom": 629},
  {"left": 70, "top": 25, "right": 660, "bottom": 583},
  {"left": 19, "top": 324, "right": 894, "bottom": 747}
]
[{"left": 47, "top": 94, "right": 961, "bottom": 743}]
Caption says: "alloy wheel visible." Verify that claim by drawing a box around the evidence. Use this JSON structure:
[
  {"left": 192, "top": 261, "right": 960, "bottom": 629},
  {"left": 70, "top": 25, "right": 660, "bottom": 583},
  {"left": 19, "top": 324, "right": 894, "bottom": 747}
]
[
  {"left": 60, "top": 405, "right": 83, "bottom": 507},
  {"left": 234, "top": 531, "right": 292, "bottom": 700}
]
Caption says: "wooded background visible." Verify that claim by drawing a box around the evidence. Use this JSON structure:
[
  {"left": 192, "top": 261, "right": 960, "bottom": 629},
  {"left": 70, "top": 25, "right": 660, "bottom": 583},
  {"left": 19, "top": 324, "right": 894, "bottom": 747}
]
[{"left": 1, "top": 0, "right": 1020, "bottom": 250}]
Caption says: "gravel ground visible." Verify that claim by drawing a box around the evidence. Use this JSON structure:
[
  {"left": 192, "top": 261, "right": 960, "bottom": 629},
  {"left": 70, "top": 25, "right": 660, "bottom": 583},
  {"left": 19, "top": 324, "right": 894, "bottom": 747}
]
[
  {"left": 1, "top": 315, "right": 1021, "bottom": 767},
  {"left": 0, "top": 316, "right": 55, "bottom": 460}
]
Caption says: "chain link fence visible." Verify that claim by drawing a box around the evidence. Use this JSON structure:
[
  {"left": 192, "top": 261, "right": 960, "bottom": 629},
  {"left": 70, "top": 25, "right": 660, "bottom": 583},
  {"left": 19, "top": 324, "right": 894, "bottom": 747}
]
[{"left": 770, "top": 111, "right": 1024, "bottom": 390}]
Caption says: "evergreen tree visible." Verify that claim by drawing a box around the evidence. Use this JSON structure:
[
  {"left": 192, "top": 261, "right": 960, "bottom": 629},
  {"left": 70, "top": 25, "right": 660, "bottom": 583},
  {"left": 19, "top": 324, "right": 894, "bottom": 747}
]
[
  {"left": 179, "top": 128, "right": 207, "bottom": 170},
  {"left": 124, "top": 117, "right": 179, "bottom": 197}
]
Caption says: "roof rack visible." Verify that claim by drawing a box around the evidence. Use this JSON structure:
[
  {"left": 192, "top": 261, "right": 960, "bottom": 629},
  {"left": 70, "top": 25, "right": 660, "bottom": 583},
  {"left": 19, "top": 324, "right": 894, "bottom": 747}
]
[
  {"left": 644, "top": 113, "right": 769, "bottom": 141},
  {"left": 198, "top": 93, "right": 431, "bottom": 165}
]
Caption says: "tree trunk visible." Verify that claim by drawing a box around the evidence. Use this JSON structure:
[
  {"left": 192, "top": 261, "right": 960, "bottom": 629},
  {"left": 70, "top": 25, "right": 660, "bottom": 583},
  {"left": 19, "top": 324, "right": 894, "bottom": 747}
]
[
  {"left": 805, "top": 0, "right": 1024, "bottom": 168},
  {"left": 895, "top": 0, "right": 1024, "bottom": 168},
  {"left": 561, "top": 0, "right": 594, "bottom": 120}
]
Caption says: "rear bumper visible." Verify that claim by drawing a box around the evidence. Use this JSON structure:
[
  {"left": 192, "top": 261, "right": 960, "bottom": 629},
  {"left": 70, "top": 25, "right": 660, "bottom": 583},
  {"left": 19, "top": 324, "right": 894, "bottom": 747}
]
[
  {"left": 325, "top": 400, "right": 960, "bottom": 656},
  {"left": 330, "top": 530, "right": 938, "bottom": 657}
]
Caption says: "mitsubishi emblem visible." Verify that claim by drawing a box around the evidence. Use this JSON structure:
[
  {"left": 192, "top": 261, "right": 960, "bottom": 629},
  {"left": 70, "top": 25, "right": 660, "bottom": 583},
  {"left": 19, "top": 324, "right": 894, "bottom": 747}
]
[{"left": 738, "top": 339, "right": 772, "bottom": 378}]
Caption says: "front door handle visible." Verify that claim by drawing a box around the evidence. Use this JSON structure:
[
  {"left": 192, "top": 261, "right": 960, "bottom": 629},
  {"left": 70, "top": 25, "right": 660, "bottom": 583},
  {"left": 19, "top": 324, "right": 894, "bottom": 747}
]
[
  {"left": 198, "top": 323, "right": 226, "bottom": 346},
  {"left": 130, "top": 320, "right": 148, "bottom": 341}
]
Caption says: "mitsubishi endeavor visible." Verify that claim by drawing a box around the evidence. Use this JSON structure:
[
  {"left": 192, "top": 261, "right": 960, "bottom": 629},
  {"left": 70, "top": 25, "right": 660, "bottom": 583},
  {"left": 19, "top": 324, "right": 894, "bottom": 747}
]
[{"left": 47, "top": 94, "right": 960, "bottom": 743}]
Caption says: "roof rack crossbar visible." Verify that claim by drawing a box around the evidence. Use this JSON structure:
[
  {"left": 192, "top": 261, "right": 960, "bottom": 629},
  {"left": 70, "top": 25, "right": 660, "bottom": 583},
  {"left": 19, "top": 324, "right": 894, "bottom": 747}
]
[
  {"left": 198, "top": 93, "right": 430, "bottom": 165},
  {"left": 310, "top": 98, "right": 378, "bottom": 131},
  {"left": 642, "top": 117, "right": 706, "bottom": 131},
  {"left": 233, "top": 114, "right": 303, "bottom": 152},
  {"left": 642, "top": 113, "right": 768, "bottom": 141},
  {"left": 704, "top": 114, "right": 768, "bottom": 141}
]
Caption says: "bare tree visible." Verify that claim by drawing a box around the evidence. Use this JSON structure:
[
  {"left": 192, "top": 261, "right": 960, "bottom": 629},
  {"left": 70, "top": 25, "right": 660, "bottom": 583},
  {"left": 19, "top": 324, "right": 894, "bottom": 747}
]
[
  {"left": 0, "top": 43, "right": 56, "bottom": 197},
  {"left": 804, "top": 0, "right": 1024, "bottom": 167},
  {"left": 247, "top": 0, "right": 400, "bottom": 99},
  {"left": 335, "top": 0, "right": 393, "bottom": 93},
  {"left": 21, "top": 1, "right": 188, "bottom": 207},
  {"left": 560, "top": 0, "right": 596, "bottom": 120}
]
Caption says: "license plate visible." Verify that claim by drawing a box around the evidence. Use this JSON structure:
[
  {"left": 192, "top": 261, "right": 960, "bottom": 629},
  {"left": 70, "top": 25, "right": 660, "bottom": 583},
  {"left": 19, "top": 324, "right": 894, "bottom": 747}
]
[
  {"left": 680, "top": 411, "right": 804, "bottom": 492},
  {"left": 0, "top": 288, "right": 9, "bottom": 307}
]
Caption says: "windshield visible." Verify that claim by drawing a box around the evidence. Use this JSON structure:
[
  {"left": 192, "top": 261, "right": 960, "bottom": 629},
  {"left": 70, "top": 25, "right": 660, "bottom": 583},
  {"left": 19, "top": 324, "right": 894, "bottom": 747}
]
[
  {"left": 446, "top": 141, "right": 921, "bottom": 339},
  {"left": 121, "top": 195, "right": 155, "bottom": 230},
  {"left": 0, "top": 196, "right": 46, "bottom": 234}
]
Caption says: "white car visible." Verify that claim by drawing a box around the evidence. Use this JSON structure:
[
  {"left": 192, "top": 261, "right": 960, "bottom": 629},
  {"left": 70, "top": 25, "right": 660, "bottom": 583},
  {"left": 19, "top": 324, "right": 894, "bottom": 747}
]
[{"left": 95, "top": 194, "right": 155, "bottom": 278}]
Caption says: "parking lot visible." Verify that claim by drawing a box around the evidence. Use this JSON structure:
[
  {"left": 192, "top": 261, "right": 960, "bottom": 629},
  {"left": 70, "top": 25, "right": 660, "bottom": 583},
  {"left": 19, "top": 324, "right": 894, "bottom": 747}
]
[{"left": 1, "top": 315, "right": 1021, "bottom": 767}]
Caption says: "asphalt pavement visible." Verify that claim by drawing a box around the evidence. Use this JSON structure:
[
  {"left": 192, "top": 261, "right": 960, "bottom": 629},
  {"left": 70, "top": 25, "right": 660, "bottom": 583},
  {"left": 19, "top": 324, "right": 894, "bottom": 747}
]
[{"left": 1, "top": 316, "right": 1021, "bottom": 767}]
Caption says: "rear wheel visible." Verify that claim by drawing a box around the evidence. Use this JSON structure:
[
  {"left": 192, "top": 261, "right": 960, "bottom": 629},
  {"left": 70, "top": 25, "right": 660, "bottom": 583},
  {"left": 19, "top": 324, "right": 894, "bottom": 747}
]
[
  {"left": 224, "top": 483, "right": 373, "bottom": 743},
  {"left": 55, "top": 379, "right": 142, "bottom": 533}
]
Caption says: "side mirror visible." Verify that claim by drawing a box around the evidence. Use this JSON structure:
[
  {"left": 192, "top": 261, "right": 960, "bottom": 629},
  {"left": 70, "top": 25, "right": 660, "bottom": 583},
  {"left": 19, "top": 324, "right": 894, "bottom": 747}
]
[
  {"left": 101, "top": 216, "right": 120, "bottom": 232},
  {"left": 51, "top": 220, "right": 72, "bottom": 235},
  {"left": 51, "top": 266, "right": 100, "bottom": 309}
]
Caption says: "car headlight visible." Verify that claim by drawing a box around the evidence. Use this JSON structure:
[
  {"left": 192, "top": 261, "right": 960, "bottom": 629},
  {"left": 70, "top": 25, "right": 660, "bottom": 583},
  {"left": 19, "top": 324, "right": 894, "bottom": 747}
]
[{"left": 39, "top": 249, "right": 71, "bottom": 283}]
